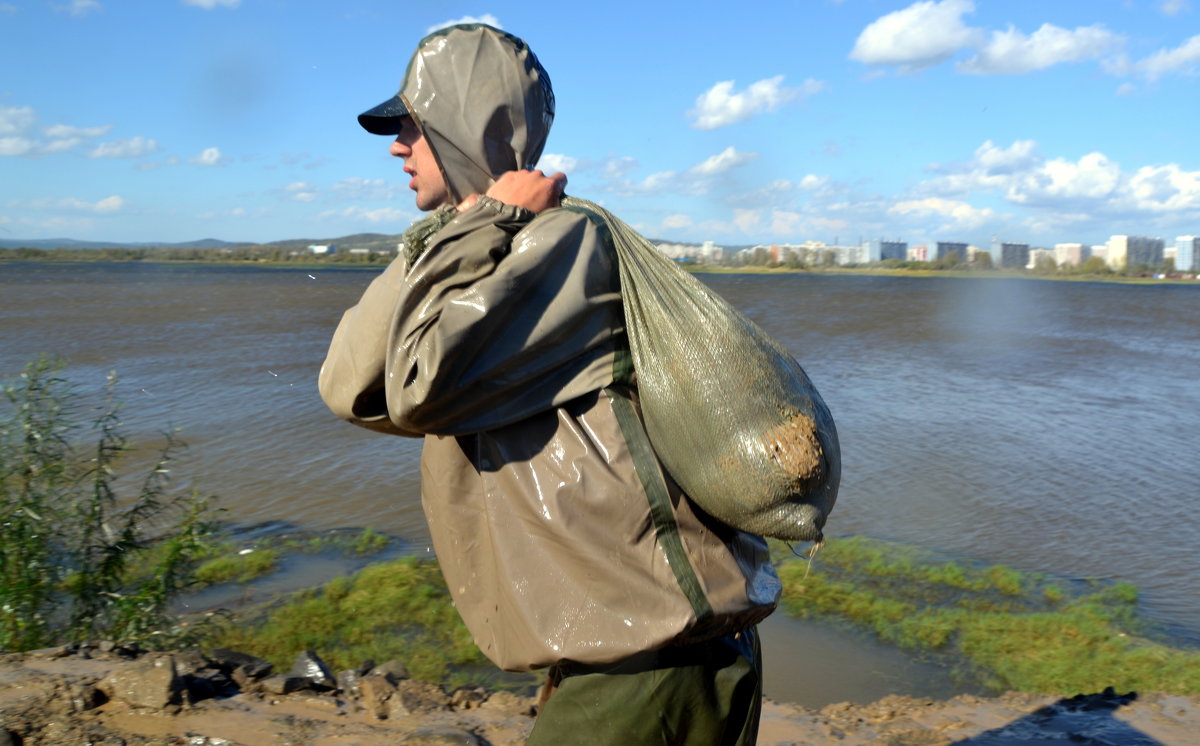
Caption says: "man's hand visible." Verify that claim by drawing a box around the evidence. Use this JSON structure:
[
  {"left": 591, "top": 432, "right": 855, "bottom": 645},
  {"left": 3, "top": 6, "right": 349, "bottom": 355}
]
[{"left": 458, "top": 169, "right": 567, "bottom": 213}]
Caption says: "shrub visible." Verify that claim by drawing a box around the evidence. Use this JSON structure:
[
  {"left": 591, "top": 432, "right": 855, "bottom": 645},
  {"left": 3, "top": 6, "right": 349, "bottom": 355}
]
[{"left": 0, "top": 358, "right": 217, "bottom": 651}]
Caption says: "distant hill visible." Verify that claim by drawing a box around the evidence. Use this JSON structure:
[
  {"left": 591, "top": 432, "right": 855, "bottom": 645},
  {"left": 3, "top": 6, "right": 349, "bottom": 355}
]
[
  {"left": 0, "top": 237, "right": 244, "bottom": 250},
  {"left": 0, "top": 233, "right": 405, "bottom": 252},
  {"left": 1, "top": 231, "right": 709, "bottom": 253}
]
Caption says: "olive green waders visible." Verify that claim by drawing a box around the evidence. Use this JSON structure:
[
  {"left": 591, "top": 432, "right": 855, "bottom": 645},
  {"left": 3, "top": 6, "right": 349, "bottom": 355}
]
[{"left": 526, "top": 628, "right": 763, "bottom": 745}]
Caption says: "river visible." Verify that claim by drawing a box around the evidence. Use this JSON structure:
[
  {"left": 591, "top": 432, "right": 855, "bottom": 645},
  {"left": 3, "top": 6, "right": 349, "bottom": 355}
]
[{"left": 2, "top": 261, "right": 1198, "bottom": 705}]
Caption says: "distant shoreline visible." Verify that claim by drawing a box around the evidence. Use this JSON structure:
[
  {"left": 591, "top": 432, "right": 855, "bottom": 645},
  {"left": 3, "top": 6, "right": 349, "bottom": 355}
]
[{"left": 4, "top": 254, "right": 1197, "bottom": 286}]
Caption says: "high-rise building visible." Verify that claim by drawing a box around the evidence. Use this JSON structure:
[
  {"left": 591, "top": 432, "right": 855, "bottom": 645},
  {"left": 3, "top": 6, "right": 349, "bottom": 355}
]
[
  {"left": 932, "top": 241, "right": 968, "bottom": 262},
  {"left": 1054, "top": 242, "right": 1090, "bottom": 267},
  {"left": 1106, "top": 235, "right": 1164, "bottom": 270},
  {"left": 991, "top": 240, "right": 1030, "bottom": 268},
  {"left": 862, "top": 238, "right": 908, "bottom": 262},
  {"left": 1176, "top": 236, "right": 1199, "bottom": 272}
]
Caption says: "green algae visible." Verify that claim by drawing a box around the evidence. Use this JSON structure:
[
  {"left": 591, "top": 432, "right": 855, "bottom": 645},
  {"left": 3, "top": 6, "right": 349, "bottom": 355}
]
[
  {"left": 778, "top": 536, "right": 1200, "bottom": 695},
  {"left": 203, "top": 556, "right": 493, "bottom": 687}
]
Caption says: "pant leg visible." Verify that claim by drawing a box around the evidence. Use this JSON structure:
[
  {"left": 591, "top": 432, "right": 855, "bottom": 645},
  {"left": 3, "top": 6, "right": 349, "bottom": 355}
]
[{"left": 526, "top": 628, "right": 763, "bottom": 746}]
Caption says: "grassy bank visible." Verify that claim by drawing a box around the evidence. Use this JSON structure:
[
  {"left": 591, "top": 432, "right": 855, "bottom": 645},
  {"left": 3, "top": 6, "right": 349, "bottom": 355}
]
[
  {"left": 778, "top": 536, "right": 1200, "bottom": 695},
  {"left": 193, "top": 534, "right": 1200, "bottom": 698},
  {"left": 203, "top": 556, "right": 492, "bottom": 688}
]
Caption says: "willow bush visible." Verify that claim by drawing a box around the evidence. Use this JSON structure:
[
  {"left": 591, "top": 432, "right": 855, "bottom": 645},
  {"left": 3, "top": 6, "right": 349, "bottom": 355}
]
[{"left": 0, "top": 358, "right": 217, "bottom": 651}]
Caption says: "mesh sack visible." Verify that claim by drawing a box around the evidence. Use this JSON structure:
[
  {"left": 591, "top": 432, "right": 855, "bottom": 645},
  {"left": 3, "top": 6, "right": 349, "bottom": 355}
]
[{"left": 564, "top": 197, "right": 840, "bottom": 541}]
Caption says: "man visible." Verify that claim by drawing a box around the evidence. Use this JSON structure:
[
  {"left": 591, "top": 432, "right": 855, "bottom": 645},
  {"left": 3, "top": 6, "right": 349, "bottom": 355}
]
[{"left": 319, "top": 24, "right": 780, "bottom": 744}]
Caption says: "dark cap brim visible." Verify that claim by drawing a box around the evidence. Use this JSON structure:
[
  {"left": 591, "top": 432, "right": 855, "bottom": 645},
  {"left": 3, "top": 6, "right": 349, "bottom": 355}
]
[{"left": 357, "top": 96, "right": 409, "bottom": 135}]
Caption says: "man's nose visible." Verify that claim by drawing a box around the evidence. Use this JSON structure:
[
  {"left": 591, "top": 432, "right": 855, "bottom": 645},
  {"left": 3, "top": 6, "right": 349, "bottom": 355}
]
[{"left": 390, "top": 137, "right": 409, "bottom": 157}]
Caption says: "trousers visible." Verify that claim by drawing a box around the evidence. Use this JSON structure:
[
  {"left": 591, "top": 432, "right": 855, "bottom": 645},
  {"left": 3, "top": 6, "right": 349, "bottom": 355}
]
[{"left": 525, "top": 627, "right": 763, "bottom": 745}]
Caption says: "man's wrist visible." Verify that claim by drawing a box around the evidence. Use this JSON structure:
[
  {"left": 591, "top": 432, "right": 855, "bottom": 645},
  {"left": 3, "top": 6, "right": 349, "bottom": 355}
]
[{"left": 472, "top": 194, "right": 536, "bottom": 222}]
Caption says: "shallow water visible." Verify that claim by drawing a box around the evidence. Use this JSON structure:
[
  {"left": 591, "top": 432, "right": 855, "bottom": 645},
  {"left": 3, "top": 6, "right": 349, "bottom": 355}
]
[{"left": 3, "top": 262, "right": 1198, "bottom": 702}]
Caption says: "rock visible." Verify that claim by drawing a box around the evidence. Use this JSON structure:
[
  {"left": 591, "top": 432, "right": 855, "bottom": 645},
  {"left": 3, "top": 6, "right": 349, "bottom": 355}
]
[
  {"left": 357, "top": 674, "right": 397, "bottom": 719},
  {"left": 26, "top": 645, "right": 73, "bottom": 660},
  {"left": 207, "top": 648, "right": 273, "bottom": 680},
  {"left": 480, "top": 690, "right": 535, "bottom": 717},
  {"left": 289, "top": 649, "right": 336, "bottom": 690},
  {"left": 388, "top": 680, "right": 449, "bottom": 718},
  {"left": 370, "top": 659, "right": 410, "bottom": 683},
  {"left": 337, "top": 668, "right": 361, "bottom": 696},
  {"left": 449, "top": 686, "right": 488, "bottom": 711},
  {"left": 397, "top": 727, "right": 484, "bottom": 745},
  {"left": 261, "top": 674, "right": 312, "bottom": 695},
  {"left": 98, "top": 655, "right": 182, "bottom": 710},
  {"left": 68, "top": 682, "right": 105, "bottom": 712}
]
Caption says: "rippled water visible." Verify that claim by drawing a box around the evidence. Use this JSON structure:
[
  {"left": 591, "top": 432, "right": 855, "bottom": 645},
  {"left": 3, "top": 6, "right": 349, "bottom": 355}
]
[{"left": 3, "top": 261, "right": 1199, "bottom": 661}]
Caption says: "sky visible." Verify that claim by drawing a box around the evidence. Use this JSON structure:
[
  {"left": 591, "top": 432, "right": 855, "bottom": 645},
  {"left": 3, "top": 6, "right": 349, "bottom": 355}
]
[{"left": 1, "top": 0, "right": 1198, "bottom": 249}]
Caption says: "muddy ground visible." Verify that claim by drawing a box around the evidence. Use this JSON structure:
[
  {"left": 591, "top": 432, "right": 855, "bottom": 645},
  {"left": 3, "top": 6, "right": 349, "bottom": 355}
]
[{"left": 1, "top": 643, "right": 1197, "bottom": 745}]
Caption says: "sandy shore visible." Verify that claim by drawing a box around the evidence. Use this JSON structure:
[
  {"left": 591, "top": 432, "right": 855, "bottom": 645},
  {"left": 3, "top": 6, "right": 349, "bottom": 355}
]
[{"left": 2, "top": 646, "right": 1197, "bottom": 745}]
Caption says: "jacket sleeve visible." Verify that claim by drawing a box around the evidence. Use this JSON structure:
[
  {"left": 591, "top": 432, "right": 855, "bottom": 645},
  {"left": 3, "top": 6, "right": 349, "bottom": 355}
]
[
  {"left": 387, "top": 196, "right": 623, "bottom": 435},
  {"left": 318, "top": 254, "right": 423, "bottom": 436}
]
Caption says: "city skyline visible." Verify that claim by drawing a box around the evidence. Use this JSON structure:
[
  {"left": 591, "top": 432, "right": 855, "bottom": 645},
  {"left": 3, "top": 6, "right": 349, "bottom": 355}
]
[{"left": 2, "top": 1, "right": 1198, "bottom": 247}]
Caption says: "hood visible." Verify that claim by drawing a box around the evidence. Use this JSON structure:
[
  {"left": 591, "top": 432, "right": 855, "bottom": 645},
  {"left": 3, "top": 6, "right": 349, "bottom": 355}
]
[{"left": 360, "top": 24, "right": 555, "bottom": 205}]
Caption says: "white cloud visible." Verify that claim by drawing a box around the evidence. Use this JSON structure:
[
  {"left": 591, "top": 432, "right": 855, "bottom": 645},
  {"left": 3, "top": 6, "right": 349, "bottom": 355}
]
[
  {"left": 1160, "top": 0, "right": 1190, "bottom": 16},
  {"left": 57, "top": 0, "right": 101, "bottom": 17},
  {"left": 1007, "top": 152, "right": 1121, "bottom": 205},
  {"left": 183, "top": 0, "right": 240, "bottom": 9},
  {"left": 662, "top": 214, "right": 693, "bottom": 229},
  {"left": 286, "top": 181, "right": 317, "bottom": 202},
  {"left": 0, "top": 137, "right": 34, "bottom": 156},
  {"left": 88, "top": 136, "right": 158, "bottom": 158},
  {"left": 1116, "top": 82, "right": 1137, "bottom": 96},
  {"left": 93, "top": 195, "right": 124, "bottom": 213},
  {"left": 536, "top": 153, "right": 578, "bottom": 173},
  {"left": 1137, "top": 34, "right": 1200, "bottom": 81},
  {"left": 889, "top": 197, "right": 995, "bottom": 229},
  {"left": 960, "top": 23, "right": 1123, "bottom": 75},
  {"left": 912, "top": 138, "right": 1200, "bottom": 237},
  {"left": 850, "top": 0, "right": 982, "bottom": 71},
  {"left": 331, "top": 177, "right": 396, "bottom": 201},
  {"left": 688, "top": 76, "right": 822, "bottom": 130},
  {"left": 1122, "top": 164, "right": 1200, "bottom": 212},
  {"left": 189, "top": 146, "right": 224, "bottom": 166},
  {"left": 0, "top": 4, "right": 17, "bottom": 13},
  {"left": 733, "top": 209, "right": 763, "bottom": 233},
  {"left": 0, "top": 106, "right": 34, "bottom": 136},
  {"left": 428, "top": 14, "right": 501, "bottom": 33},
  {"left": 688, "top": 146, "right": 758, "bottom": 176},
  {"left": 44, "top": 123, "right": 110, "bottom": 139},
  {"left": 799, "top": 174, "right": 828, "bottom": 190},
  {"left": 770, "top": 210, "right": 805, "bottom": 235}
]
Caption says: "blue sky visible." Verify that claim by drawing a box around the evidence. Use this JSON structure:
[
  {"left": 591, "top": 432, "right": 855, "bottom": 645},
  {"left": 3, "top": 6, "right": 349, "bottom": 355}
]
[{"left": 2, "top": 0, "right": 1198, "bottom": 248}]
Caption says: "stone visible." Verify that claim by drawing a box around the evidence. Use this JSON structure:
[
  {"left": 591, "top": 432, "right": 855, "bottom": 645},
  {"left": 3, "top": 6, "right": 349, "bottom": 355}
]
[
  {"left": 68, "top": 682, "right": 105, "bottom": 712},
  {"left": 449, "top": 686, "right": 488, "bottom": 711},
  {"left": 289, "top": 649, "right": 336, "bottom": 690},
  {"left": 480, "top": 690, "right": 535, "bottom": 717},
  {"left": 98, "top": 655, "right": 182, "bottom": 710},
  {"left": 261, "top": 674, "right": 311, "bottom": 695},
  {"left": 397, "top": 727, "right": 484, "bottom": 745},
  {"left": 388, "top": 680, "right": 448, "bottom": 718},
  {"left": 369, "top": 659, "right": 410, "bottom": 683},
  {"left": 208, "top": 648, "right": 273, "bottom": 680},
  {"left": 336, "top": 668, "right": 361, "bottom": 696},
  {"left": 357, "top": 675, "right": 396, "bottom": 719}
]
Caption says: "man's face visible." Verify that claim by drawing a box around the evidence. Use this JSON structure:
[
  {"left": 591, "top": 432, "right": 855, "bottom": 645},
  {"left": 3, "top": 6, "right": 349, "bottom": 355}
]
[{"left": 390, "top": 117, "right": 450, "bottom": 211}]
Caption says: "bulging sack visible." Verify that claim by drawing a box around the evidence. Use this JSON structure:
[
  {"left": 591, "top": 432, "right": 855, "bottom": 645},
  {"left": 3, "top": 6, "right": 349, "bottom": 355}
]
[{"left": 565, "top": 197, "right": 840, "bottom": 541}]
